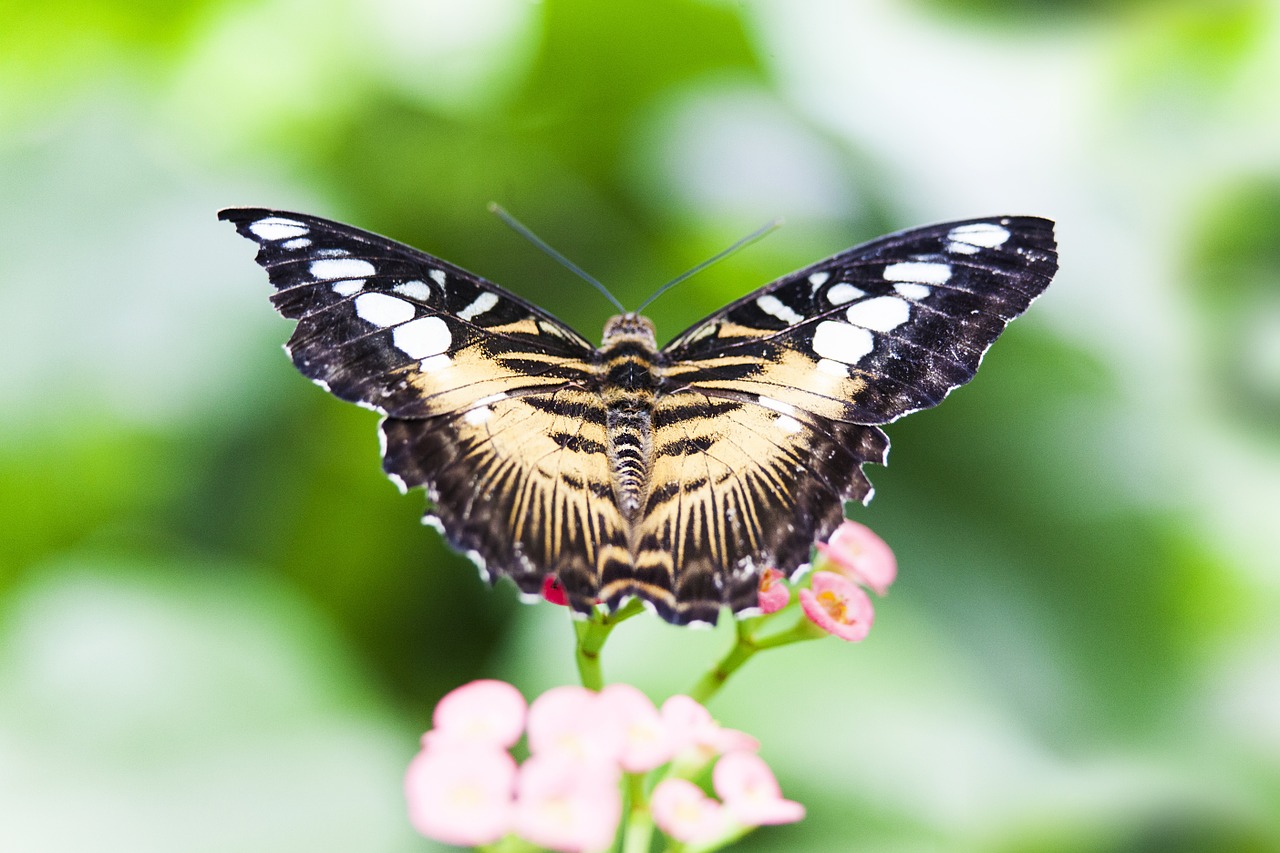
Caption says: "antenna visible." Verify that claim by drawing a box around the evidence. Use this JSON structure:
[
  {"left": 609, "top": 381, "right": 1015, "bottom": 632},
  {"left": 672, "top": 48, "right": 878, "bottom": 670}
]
[
  {"left": 634, "top": 219, "right": 783, "bottom": 314},
  {"left": 488, "top": 203, "right": 626, "bottom": 313}
]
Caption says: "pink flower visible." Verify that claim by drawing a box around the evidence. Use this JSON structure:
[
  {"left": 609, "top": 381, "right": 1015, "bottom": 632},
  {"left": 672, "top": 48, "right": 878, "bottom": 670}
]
[
  {"left": 527, "top": 686, "right": 625, "bottom": 764},
  {"left": 799, "top": 570, "right": 875, "bottom": 642},
  {"left": 799, "top": 571, "right": 875, "bottom": 641},
  {"left": 405, "top": 743, "right": 517, "bottom": 846},
  {"left": 815, "top": 520, "right": 897, "bottom": 595},
  {"left": 661, "top": 695, "right": 759, "bottom": 764},
  {"left": 542, "top": 575, "right": 569, "bottom": 606},
  {"left": 757, "top": 568, "right": 790, "bottom": 614},
  {"left": 429, "top": 679, "right": 527, "bottom": 749},
  {"left": 514, "top": 753, "right": 622, "bottom": 852},
  {"left": 650, "top": 778, "right": 730, "bottom": 844},
  {"left": 713, "top": 751, "right": 805, "bottom": 826},
  {"left": 598, "top": 684, "right": 673, "bottom": 772}
]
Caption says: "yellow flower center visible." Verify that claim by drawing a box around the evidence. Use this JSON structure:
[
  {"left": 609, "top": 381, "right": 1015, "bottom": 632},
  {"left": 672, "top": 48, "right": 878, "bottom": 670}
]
[{"left": 817, "top": 589, "right": 848, "bottom": 622}]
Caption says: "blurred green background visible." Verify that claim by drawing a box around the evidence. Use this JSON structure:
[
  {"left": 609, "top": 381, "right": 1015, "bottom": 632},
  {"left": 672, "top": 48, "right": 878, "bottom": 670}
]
[{"left": 3, "top": 0, "right": 1279, "bottom": 850}]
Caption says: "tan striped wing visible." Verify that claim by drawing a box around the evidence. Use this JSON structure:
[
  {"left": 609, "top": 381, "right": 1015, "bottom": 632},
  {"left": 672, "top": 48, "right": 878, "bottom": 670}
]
[
  {"left": 612, "top": 388, "right": 887, "bottom": 625},
  {"left": 220, "top": 208, "right": 625, "bottom": 611},
  {"left": 381, "top": 386, "right": 628, "bottom": 608},
  {"left": 645, "top": 217, "right": 1059, "bottom": 622}
]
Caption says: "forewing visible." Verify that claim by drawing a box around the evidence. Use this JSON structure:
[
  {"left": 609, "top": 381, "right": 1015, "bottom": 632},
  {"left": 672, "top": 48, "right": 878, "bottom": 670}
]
[
  {"left": 219, "top": 208, "right": 597, "bottom": 417},
  {"left": 661, "top": 216, "right": 1058, "bottom": 424},
  {"left": 221, "top": 208, "right": 624, "bottom": 610},
  {"left": 651, "top": 217, "right": 1057, "bottom": 618}
]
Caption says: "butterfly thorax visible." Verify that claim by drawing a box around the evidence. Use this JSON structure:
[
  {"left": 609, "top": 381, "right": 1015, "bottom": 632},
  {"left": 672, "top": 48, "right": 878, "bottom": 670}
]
[{"left": 599, "top": 313, "right": 660, "bottom": 523}]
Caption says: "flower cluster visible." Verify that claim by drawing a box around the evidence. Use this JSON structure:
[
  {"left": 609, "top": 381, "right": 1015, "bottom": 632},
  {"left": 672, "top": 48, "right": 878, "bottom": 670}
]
[
  {"left": 407, "top": 520, "right": 897, "bottom": 850},
  {"left": 759, "top": 520, "right": 897, "bottom": 642},
  {"left": 405, "top": 680, "right": 803, "bottom": 851}
]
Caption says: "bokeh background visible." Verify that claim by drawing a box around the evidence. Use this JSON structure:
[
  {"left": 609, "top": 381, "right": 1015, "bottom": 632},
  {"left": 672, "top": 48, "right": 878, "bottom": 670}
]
[{"left": 3, "top": 0, "right": 1279, "bottom": 850}]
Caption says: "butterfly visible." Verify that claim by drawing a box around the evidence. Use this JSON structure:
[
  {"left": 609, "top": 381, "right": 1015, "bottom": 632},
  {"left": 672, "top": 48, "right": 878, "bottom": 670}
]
[{"left": 221, "top": 208, "right": 1057, "bottom": 625}]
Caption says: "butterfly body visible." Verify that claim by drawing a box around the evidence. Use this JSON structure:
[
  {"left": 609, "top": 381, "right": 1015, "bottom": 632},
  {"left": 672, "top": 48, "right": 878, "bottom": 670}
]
[{"left": 221, "top": 209, "right": 1058, "bottom": 625}]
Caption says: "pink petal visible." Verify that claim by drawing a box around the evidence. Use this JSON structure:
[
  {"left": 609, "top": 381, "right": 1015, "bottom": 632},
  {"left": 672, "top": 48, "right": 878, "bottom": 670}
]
[
  {"left": 713, "top": 752, "right": 805, "bottom": 827},
  {"left": 815, "top": 520, "right": 897, "bottom": 595},
  {"left": 528, "top": 686, "right": 625, "bottom": 764},
  {"left": 431, "top": 679, "right": 527, "bottom": 749},
  {"left": 661, "top": 695, "right": 760, "bottom": 764},
  {"left": 650, "top": 778, "right": 730, "bottom": 844},
  {"left": 405, "top": 743, "right": 516, "bottom": 845},
  {"left": 514, "top": 754, "right": 622, "bottom": 852},
  {"left": 706, "top": 726, "right": 760, "bottom": 755},
  {"left": 757, "top": 568, "right": 791, "bottom": 614},
  {"left": 660, "top": 695, "right": 719, "bottom": 760},
  {"left": 799, "top": 571, "right": 875, "bottom": 642},
  {"left": 599, "top": 684, "right": 673, "bottom": 772}
]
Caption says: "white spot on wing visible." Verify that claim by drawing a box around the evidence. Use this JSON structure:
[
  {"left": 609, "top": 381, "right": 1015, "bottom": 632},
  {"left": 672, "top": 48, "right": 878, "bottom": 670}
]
[
  {"left": 429, "top": 269, "right": 447, "bottom": 286},
  {"left": 465, "top": 406, "right": 492, "bottom": 425},
  {"left": 311, "top": 258, "right": 377, "bottom": 281},
  {"left": 420, "top": 354, "right": 452, "bottom": 372},
  {"left": 249, "top": 217, "right": 309, "bottom": 241},
  {"left": 947, "top": 241, "right": 980, "bottom": 255},
  {"left": 757, "top": 294, "right": 804, "bottom": 325},
  {"left": 893, "top": 282, "right": 931, "bottom": 300},
  {"left": 474, "top": 392, "right": 510, "bottom": 407},
  {"left": 355, "top": 292, "right": 415, "bottom": 328},
  {"left": 281, "top": 237, "right": 311, "bottom": 250},
  {"left": 846, "top": 296, "right": 910, "bottom": 332},
  {"left": 458, "top": 291, "right": 500, "bottom": 321},
  {"left": 808, "top": 271, "right": 830, "bottom": 289},
  {"left": 948, "top": 222, "right": 1011, "bottom": 248},
  {"left": 826, "top": 283, "right": 864, "bottom": 305},
  {"left": 812, "top": 321, "right": 874, "bottom": 364},
  {"left": 816, "top": 358, "right": 848, "bottom": 377},
  {"left": 884, "top": 261, "right": 951, "bottom": 285},
  {"left": 393, "top": 315, "right": 452, "bottom": 358},
  {"left": 775, "top": 414, "right": 803, "bottom": 433},
  {"left": 332, "top": 279, "right": 365, "bottom": 297},
  {"left": 394, "top": 280, "right": 432, "bottom": 302},
  {"left": 465, "top": 549, "right": 490, "bottom": 582},
  {"left": 756, "top": 397, "right": 797, "bottom": 416}
]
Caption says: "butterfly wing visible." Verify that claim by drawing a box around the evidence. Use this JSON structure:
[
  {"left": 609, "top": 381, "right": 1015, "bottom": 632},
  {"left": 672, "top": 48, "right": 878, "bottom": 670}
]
[
  {"left": 220, "top": 208, "right": 626, "bottom": 610},
  {"left": 640, "top": 217, "right": 1058, "bottom": 620}
]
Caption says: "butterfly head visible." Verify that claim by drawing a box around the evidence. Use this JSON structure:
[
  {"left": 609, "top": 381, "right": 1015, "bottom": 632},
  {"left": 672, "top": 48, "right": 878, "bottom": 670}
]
[{"left": 601, "top": 313, "right": 657, "bottom": 350}]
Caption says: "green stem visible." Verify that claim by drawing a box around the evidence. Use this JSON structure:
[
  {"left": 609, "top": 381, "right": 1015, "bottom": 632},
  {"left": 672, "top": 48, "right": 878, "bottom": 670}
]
[
  {"left": 572, "top": 599, "right": 648, "bottom": 690},
  {"left": 687, "top": 620, "right": 758, "bottom": 705},
  {"left": 621, "top": 772, "right": 654, "bottom": 853},
  {"left": 574, "top": 617, "right": 607, "bottom": 690},
  {"left": 687, "top": 616, "right": 826, "bottom": 705}
]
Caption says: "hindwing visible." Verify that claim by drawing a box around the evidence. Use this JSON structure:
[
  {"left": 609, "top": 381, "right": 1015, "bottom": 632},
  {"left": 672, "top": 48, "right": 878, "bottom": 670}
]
[{"left": 607, "top": 389, "right": 888, "bottom": 625}]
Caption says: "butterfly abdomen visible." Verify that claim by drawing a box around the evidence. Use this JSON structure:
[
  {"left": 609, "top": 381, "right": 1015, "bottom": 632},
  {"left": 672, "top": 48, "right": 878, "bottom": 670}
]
[{"left": 599, "top": 314, "right": 661, "bottom": 523}]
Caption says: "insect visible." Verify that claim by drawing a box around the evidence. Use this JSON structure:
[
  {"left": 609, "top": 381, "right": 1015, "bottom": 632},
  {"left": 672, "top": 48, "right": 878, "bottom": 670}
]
[{"left": 221, "top": 208, "right": 1057, "bottom": 625}]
